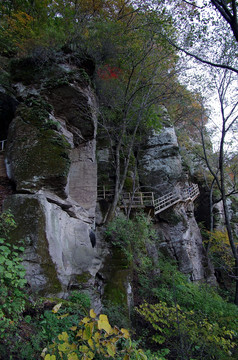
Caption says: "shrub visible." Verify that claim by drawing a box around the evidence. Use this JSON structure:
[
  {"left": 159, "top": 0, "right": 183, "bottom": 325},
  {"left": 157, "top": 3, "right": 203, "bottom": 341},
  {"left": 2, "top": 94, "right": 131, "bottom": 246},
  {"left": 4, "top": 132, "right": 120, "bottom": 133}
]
[
  {"left": 43, "top": 309, "right": 147, "bottom": 360},
  {"left": 0, "top": 211, "right": 27, "bottom": 340},
  {"left": 137, "top": 301, "right": 235, "bottom": 360},
  {"left": 105, "top": 213, "right": 156, "bottom": 270}
]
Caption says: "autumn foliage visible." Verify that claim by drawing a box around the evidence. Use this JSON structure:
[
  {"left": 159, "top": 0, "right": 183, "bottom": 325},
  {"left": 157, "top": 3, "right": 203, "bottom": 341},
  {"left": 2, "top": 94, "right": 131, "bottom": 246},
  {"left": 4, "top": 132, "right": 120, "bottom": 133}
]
[{"left": 43, "top": 308, "right": 146, "bottom": 360}]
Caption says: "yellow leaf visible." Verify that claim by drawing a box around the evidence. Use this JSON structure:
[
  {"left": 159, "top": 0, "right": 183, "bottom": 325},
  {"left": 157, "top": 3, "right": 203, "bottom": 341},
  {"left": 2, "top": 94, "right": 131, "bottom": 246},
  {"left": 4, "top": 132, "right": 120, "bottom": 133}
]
[
  {"left": 76, "top": 329, "right": 83, "bottom": 337},
  {"left": 121, "top": 328, "right": 130, "bottom": 339},
  {"left": 44, "top": 355, "right": 56, "bottom": 360},
  {"left": 58, "top": 343, "right": 71, "bottom": 353},
  {"left": 90, "top": 309, "right": 97, "bottom": 318},
  {"left": 98, "top": 314, "right": 112, "bottom": 334},
  {"left": 67, "top": 352, "right": 79, "bottom": 360},
  {"left": 82, "top": 317, "right": 90, "bottom": 324},
  {"left": 52, "top": 303, "right": 62, "bottom": 313},
  {"left": 110, "top": 337, "right": 118, "bottom": 344},
  {"left": 70, "top": 326, "right": 78, "bottom": 331},
  {"left": 83, "top": 323, "right": 93, "bottom": 340},
  {"left": 99, "top": 314, "right": 108, "bottom": 322},
  {"left": 41, "top": 348, "right": 48, "bottom": 358},
  {"left": 57, "top": 313, "right": 69, "bottom": 319},
  {"left": 94, "top": 331, "right": 100, "bottom": 340},
  {"left": 87, "top": 351, "right": 95, "bottom": 359},
  {"left": 71, "top": 343, "right": 77, "bottom": 350},
  {"left": 113, "top": 326, "right": 120, "bottom": 335},
  {"left": 58, "top": 332, "right": 69, "bottom": 342},
  {"left": 106, "top": 343, "right": 116, "bottom": 357},
  {"left": 80, "top": 345, "right": 89, "bottom": 353},
  {"left": 88, "top": 338, "right": 94, "bottom": 349}
]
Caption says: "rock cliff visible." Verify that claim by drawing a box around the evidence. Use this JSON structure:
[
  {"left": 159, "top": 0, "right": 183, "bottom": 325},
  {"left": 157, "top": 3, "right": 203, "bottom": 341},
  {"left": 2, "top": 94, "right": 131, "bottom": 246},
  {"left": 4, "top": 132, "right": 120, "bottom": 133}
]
[
  {"left": 1, "top": 56, "right": 106, "bottom": 310},
  {"left": 0, "top": 54, "right": 215, "bottom": 313},
  {"left": 137, "top": 110, "right": 215, "bottom": 282}
]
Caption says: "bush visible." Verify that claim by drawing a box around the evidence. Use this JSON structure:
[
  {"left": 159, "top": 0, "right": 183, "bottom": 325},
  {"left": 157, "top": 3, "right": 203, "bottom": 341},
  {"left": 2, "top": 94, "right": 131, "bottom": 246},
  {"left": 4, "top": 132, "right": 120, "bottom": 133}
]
[
  {"left": 105, "top": 213, "right": 156, "bottom": 270},
  {"left": 43, "top": 309, "right": 147, "bottom": 360},
  {"left": 135, "top": 258, "right": 238, "bottom": 359},
  {"left": 137, "top": 301, "right": 235, "bottom": 360},
  {"left": 0, "top": 211, "right": 27, "bottom": 340}
]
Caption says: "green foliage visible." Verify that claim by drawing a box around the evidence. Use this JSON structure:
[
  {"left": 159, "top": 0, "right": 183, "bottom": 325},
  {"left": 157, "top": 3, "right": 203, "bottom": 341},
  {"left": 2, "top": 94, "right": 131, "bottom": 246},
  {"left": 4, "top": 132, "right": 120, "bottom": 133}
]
[
  {"left": 205, "top": 229, "right": 235, "bottom": 273},
  {"left": 144, "top": 105, "right": 165, "bottom": 132},
  {"left": 0, "top": 294, "right": 91, "bottom": 359},
  {"left": 0, "top": 1, "right": 68, "bottom": 55},
  {"left": 68, "top": 291, "right": 91, "bottom": 314},
  {"left": 102, "top": 301, "right": 130, "bottom": 329},
  {"left": 134, "top": 257, "right": 238, "bottom": 359},
  {"left": 23, "top": 95, "right": 53, "bottom": 125},
  {"left": 137, "top": 301, "right": 235, "bottom": 360},
  {"left": 0, "top": 209, "right": 16, "bottom": 236},
  {"left": 144, "top": 348, "right": 170, "bottom": 360},
  {"left": 106, "top": 213, "right": 156, "bottom": 271},
  {"left": 0, "top": 211, "right": 27, "bottom": 339},
  {"left": 44, "top": 309, "right": 147, "bottom": 360}
]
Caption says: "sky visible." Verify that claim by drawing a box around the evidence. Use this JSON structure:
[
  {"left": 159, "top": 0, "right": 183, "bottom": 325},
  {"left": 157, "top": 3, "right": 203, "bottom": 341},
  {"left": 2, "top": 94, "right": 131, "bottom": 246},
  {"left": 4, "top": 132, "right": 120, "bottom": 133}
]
[{"left": 173, "top": 0, "right": 238, "bottom": 153}]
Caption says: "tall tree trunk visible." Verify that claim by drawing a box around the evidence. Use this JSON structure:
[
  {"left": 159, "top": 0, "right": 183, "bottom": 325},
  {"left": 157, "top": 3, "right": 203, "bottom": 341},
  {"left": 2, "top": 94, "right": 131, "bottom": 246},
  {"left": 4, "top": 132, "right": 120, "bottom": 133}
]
[
  {"left": 105, "top": 99, "right": 147, "bottom": 224},
  {"left": 219, "top": 114, "right": 238, "bottom": 305}
]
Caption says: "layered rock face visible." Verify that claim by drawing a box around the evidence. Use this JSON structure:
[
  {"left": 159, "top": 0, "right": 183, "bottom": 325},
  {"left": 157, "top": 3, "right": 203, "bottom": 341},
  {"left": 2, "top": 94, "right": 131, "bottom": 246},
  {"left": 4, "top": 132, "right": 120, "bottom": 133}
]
[
  {"left": 138, "top": 125, "right": 183, "bottom": 195},
  {"left": 138, "top": 113, "right": 215, "bottom": 283},
  {"left": 2, "top": 58, "right": 106, "bottom": 304}
]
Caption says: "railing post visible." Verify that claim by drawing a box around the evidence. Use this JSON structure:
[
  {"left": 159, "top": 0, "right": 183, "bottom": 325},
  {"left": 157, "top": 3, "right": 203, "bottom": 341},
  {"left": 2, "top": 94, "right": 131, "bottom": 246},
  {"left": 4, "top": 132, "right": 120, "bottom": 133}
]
[
  {"left": 0, "top": 140, "right": 6, "bottom": 151},
  {"left": 140, "top": 192, "right": 143, "bottom": 205}
]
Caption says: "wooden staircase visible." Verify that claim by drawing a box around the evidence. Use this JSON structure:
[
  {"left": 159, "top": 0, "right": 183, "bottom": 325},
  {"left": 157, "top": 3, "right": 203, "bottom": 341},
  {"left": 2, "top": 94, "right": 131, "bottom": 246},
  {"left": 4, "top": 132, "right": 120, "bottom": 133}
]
[
  {"left": 154, "top": 184, "right": 199, "bottom": 215},
  {"left": 98, "top": 184, "right": 200, "bottom": 215}
]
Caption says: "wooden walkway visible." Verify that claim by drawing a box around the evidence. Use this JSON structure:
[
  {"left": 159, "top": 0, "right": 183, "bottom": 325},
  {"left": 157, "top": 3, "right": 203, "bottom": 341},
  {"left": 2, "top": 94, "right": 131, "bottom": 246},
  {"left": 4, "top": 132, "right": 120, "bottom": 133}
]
[
  {"left": 98, "top": 184, "right": 200, "bottom": 215},
  {"left": 154, "top": 184, "right": 199, "bottom": 215}
]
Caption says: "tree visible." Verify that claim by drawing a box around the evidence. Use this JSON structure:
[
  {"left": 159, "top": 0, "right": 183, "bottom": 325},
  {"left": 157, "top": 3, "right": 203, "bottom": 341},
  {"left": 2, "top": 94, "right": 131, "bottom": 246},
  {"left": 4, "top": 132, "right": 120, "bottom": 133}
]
[
  {"left": 210, "top": 0, "right": 238, "bottom": 43},
  {"left": 199, "top": 69, "right": 238, "bottom": 304},
  {"left": 91, "top": 8, "right": 179, "bottom": 222},
  {"left": 154, "top": 0, "right": 238, "bottom": 74}
]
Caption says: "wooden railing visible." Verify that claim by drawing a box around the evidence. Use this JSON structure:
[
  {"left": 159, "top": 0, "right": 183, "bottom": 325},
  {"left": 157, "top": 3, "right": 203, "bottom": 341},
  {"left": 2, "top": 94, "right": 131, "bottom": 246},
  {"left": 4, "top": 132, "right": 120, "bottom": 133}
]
[
  {"left": 97, "top": 186, "right": 115, "bottom": 199},
  {"left": 182, "top": 184, "right": 200, "bottom": 202},
  {"left": 0, "top": 140, "right": 7, "bottom": 152},
  {"left": 154, "top": 190, "right": 180, "bottom": 215},
  {"left": 154, "top": 183, "right": 199, "bottom": 215},
  {"left": 120, "top": 192, "right": 154, "bottom": 207},
  {"left": 98, "top": 183, "right": 199, "bottom": 215}
]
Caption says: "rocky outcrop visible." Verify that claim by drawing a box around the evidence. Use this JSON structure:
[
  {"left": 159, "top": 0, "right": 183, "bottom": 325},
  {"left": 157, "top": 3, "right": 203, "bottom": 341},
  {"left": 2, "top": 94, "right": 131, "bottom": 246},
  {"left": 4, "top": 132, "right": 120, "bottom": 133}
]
[
  {"left": 138, "top": 114, "right": 215, "bottom": 283},
  {"left": 157, "top": 203, "right": 214, "bottom": 281},
  {"left": 138, "top": 112, "right": 185, "bottom": 195},
  {"left": 3, "top": 193, "right": 106, "bottom": 299},
  {"left": 2, "top": 58, "right": 106, "bottom": 307}
]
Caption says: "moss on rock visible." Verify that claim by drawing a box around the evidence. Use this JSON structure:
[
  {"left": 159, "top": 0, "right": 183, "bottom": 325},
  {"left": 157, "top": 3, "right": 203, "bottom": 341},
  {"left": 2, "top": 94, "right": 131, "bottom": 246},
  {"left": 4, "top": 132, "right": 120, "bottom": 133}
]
[
  {"left": 3, "top": 194, "right": 62, "bottom": 295},
  {"left": 101, "top": 247, "right": 132, "bottom": 325},
  {"left": 6, "top": 98, "right": 70, "bottom": 196}
]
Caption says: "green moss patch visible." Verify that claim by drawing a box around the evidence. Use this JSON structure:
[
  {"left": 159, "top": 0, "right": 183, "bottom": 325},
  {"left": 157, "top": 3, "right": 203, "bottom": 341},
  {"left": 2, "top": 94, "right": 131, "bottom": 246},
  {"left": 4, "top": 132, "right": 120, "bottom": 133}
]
[{"left": 7, "top": 97, "right": 70, "bottom": 196}]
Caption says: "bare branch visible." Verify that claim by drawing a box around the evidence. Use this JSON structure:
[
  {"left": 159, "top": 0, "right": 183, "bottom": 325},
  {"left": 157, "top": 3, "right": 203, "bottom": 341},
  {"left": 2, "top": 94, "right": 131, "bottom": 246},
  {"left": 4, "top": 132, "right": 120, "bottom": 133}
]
[{"left": 166, "top": 37, "right": 238, "bottom": 74}]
